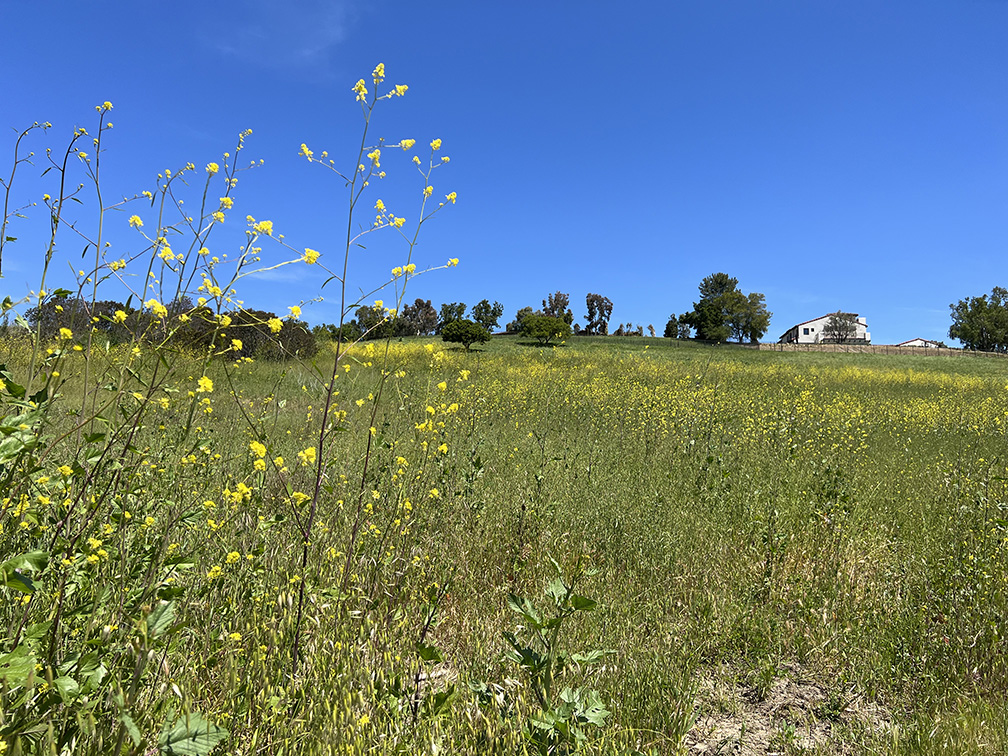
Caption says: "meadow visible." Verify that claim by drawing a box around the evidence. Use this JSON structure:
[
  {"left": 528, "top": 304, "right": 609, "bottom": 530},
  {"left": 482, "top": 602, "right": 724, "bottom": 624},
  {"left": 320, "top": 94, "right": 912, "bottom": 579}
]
[
  {"left": 1, "top": 72, "right": 1006, "bottom": 755},
  {"left": 2, "top": 331, "right": 1007, "bottom": 755}
]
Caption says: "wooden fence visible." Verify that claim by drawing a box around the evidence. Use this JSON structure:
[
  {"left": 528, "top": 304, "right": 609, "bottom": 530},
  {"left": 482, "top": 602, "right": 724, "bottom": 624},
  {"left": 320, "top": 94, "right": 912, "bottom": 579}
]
[{"left": 757, "top": 343, "right": 1008, "bottom": 358}]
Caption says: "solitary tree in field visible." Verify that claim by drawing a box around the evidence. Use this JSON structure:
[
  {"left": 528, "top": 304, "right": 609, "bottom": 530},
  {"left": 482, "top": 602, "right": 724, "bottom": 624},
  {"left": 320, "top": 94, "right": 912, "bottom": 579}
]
[
  {"left": 522, "top": 314, "right": 571, "bottom": 345},
  {"left": 681, "top": 272, "right": 771, "bottom": 343},
  {"left": 441, "top": 318, "right": 490, "bottom": 351},
  {"left": 822, "top": 311, "right": 858, "bottom": 343}
]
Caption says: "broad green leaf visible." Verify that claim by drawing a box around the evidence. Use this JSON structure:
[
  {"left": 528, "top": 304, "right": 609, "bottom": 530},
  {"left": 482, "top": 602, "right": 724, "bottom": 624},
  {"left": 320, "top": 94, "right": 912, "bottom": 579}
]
[
  {"left": 1, "top": 551, "right": 49, "bottom": 593},
  {"left": 546, "top": 577, "right": 567, "bottom": 605},
  {"left": 424, "top": 685, "right": 456, "bottom": 717},
  {"left": 416, "top": 641, "right": 442, "bottom": 663},
  {"left": 122, "top": 713, "right": 142, "bottom": 746},
  {"left": 24, "top": 621, "right": 52, "bottom": 640},
  {"left": 146, "top": 600, "right": 176, "bottom": 638},
  {"left": 0, "top": 646, "right": 36, "bottom": 687},
  {"left": 53, "top": 675, "right": 80, "bottom": 702},
  {"left": 570, "top": 649, "right": 611, "bottom": 665},
  {"left": 570, "top": 594, "right": 597, "bottom": 612},
  {"left": 507, "top": 593, "right": 541, "bottom": 627},
  {"left": 158, "top": 711, "right": 229, "bottom": 755}
]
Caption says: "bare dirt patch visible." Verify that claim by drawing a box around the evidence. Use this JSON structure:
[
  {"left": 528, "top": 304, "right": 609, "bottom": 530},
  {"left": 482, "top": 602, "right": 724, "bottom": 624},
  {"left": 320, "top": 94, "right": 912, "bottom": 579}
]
[{"left": 685, "top": 663, "right": 890, "bottom": 755}]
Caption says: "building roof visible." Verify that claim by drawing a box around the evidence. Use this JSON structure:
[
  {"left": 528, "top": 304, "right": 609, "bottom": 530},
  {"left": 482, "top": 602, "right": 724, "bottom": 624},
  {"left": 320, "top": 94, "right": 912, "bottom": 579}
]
[
  {"left": 896, "top": 338, "right": 940, "bottom": 346},
  {"left": 779, "top": 313, "right": 861, "bottom": 340}
]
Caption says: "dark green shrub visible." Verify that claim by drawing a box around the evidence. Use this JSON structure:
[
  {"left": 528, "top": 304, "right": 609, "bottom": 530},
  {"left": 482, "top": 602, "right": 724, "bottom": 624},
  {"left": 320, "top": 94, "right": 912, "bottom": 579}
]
[
  {"left": 521, "top": 314, "right": 571, "bottom": 345},
  {"left": 441, "top": 318, "right": 490, "bottom": 351}
]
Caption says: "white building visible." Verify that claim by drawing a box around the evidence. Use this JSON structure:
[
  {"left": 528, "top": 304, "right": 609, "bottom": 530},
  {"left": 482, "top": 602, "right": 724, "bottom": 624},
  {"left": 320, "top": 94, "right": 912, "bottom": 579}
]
[
  {"left": 778, "top": 314, "right": 871, "bottom": 344},
  {"left": 897, "top": 338, "right": 943, "bottom": 348}
]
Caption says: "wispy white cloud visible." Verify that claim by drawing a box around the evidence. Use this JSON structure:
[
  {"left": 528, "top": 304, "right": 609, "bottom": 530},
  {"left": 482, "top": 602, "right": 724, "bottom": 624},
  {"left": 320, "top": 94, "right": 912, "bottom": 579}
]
[{"left": 200, "top": 0, "right": 353, "bottom": 71}]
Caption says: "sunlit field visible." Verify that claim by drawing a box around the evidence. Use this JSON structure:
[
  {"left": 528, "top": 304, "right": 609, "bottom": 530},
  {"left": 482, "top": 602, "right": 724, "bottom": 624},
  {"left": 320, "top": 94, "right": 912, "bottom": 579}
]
[
  {"left": 2, "top": 72, "right": 1007, "bottom": 755},
  {"left": 3, "top": 331, "right": 1007, "bottom": 755}
]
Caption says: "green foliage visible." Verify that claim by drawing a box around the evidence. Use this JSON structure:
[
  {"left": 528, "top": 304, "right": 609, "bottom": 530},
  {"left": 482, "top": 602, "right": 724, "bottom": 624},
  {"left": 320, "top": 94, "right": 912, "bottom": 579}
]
[
  {"left": 158, "top": 711, "right": 229, "bottom": 755},
  {"left": 506, "top": 305, "right": 535, "bottom": 334},
  {"left": 949, "top": 286, "right": 1008, "bottom": 351},
  {"left": 437, "top": 302, "right": 466, "bottom": 334},
  {"left": 542, "top": 291, "right": 574, "bottom": 325},
  {"left": 313, "top": 320, "right": 363, "bottom": 344},
  {"left": 400, "top": 297, "right": 438, "bottom": 336},
  {"left": 583, "top": 293, "right": 613, "bottom": 336},
  {"left": 470, "top": 299, "right": 504, "bottom": 332},
  {"left": 521, "top": 314, "right": 571, "bottom": 345},
  {"left": 441, "top": 318, "right": 490, "bottom": 351},
  {"left": 682, "top": 272, "right": 771, "bottom": 343},
  {"left": 356, "top": 302, "right": 395, "bottom": 340},
  {"left": 822, "top": 310, "right": 860, "bottom": 344},
  {"left": 664, "top": 312, "right": 691, "bottom": 339},
  {"left": 482, "top": 557, "right": 611, "bottom": 754}
]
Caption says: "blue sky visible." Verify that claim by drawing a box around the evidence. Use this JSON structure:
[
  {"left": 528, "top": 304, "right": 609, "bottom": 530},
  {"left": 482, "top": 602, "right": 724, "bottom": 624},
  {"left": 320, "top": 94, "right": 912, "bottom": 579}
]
[{"left": 1, "top": 1, "right": 1006, "bottom": 344}]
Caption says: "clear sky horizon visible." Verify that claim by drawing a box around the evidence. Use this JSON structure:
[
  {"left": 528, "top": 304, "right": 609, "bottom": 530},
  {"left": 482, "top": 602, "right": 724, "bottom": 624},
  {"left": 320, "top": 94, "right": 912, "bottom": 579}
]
[{"left": 1, "top": 1, "right": 1005, "bottom": 344}]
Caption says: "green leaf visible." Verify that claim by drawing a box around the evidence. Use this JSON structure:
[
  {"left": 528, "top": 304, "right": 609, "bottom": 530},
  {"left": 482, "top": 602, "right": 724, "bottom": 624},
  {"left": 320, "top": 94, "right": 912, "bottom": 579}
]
[
  {"left": 507, "top": 593, "right": 541, "bottom": 628},
  {"left": 52, "top": 288, "right": 73, "bottom": 298},
  {"left": 416, "top": 641, "right": 442, "bottom": 663},
  {"left": 424, "top": 684, "right": 456, "bottom": 717},
  {"left": 546, "top": 577, "right": 567, "bottom": 605},
  {"left": 5, "top": 378, "right": 25, "bottom": 399},
  {"left": 570, "top": 594, "right": 597, "bottom": 612},
  {"left": 24, "top": 621, "right": 52, "bottom": 641},
  {"left": 5, "top": 236, "right": 16, "bottom": 242},
  {"left": 0, "top": 646, "right": 36, "bottom": 687},
  {"left": 158, "top": 711, "right": 229, "bottom": 755},
  {"left": 53, "top": 675, "right": 80, "bottom": 703},
  {"left": 122, "top": 713, "right": 142, "bottom": 746},
  {"left": 1, "top": 551, "right": 49, "bottom": 593},
  {"left": 146, "top": 600, "right": 176, "bottom": 638},
  {"left": 570, "top": 649, "right": 612, "bottom": 666}
]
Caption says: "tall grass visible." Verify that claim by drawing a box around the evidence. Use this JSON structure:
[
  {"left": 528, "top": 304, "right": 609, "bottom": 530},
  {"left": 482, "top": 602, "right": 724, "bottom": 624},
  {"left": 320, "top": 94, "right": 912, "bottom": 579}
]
[{"left": 2, "top": 78, "right": 1007, "bottom": 754}]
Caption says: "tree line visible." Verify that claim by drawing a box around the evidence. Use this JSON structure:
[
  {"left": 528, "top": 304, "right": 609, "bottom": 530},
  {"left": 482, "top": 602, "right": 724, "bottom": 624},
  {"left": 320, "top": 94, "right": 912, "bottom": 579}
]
[
  {"left": 22, "top": 295, "right": 317, "bottom": 359},
  {"left": 310, "top": 272, "right": 776, "bottom": 351}
]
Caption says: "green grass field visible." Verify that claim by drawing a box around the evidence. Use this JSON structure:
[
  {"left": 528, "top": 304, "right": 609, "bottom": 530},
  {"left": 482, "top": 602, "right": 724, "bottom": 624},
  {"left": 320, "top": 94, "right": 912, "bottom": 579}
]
[{"left": 2, "top": 332, "right": 1006, "bottom": 754}]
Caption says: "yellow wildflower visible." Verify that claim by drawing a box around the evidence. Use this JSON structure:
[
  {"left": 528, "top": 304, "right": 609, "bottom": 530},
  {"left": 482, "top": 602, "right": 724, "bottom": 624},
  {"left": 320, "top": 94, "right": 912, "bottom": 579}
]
[{"left": 128, "top": 214, "right": 143, "bottom": 228}]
